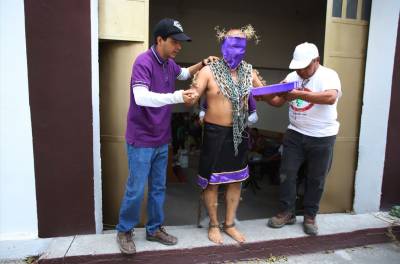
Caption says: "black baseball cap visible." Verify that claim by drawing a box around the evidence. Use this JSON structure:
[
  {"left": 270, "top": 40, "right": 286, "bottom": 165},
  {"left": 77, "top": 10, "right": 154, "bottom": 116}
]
[{"left": 153, "top": 18, "right": 192, "bottom": 42}]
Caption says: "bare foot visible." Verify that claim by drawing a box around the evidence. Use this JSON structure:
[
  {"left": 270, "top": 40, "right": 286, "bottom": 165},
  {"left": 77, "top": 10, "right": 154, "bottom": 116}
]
[
  {"left": 224, "top": 225, "right": 246, "bottom": 243},
  {"left": 208, "top": 226, "right": 223, "bottom": 244}
]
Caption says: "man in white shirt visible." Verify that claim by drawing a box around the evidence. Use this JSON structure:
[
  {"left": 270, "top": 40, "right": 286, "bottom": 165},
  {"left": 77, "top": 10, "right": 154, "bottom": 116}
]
[{"left": 256, "top": 42, "right": 341, "bottom": 235}]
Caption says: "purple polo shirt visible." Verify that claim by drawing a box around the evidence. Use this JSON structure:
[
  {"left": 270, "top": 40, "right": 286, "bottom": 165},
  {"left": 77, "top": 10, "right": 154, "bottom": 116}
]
[
  {"left": 126, "top": 46, "right": 181, "bottom": 147},
  {"left": 248, "top": 91, "right": 257, "bottom": 113}
]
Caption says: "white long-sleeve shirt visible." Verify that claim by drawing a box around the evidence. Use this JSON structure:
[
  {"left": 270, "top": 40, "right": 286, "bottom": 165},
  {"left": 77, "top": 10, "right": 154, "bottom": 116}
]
[{"left": 133, "top": 68, "right": 191, "bottom": 107}]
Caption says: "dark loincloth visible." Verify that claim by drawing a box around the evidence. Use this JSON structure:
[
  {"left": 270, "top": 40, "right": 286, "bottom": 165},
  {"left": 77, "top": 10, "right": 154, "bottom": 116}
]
[{"left": 197, "top": 122, "right": 249, "bottom": 189}]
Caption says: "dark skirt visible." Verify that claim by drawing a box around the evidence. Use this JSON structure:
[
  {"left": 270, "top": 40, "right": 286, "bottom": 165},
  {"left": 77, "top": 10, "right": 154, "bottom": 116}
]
[{"left": 197, "top": 122, "right": 249, "bottom": 189}]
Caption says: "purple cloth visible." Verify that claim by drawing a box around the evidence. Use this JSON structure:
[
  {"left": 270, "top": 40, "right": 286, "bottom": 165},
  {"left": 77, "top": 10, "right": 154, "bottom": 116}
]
[
  {"left": 197, "top": 122, "right": 249, "bottom": 189},
  {"left": 200, "top": 92, "right": 256, "bottom": 113},
  {"left": 125, "top": 45, "right": 181, "bottom": 147},
  {"left": 251, "top": 82, "right": 298, "bottom": 96},
  {"left": 221, "top": 37, "right": 246, "bottom": 69},
  {"left": 248, "top": 91, "right": 256, "bottom": 113},
  {"left": 197, "top": 166, "right": 249, "bottom": 189}
]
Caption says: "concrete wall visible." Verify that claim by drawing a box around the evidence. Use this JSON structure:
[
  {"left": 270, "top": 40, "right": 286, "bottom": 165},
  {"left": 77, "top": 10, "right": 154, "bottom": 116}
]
[
  {"left": 0, "top": 0, "right": 102, "bottom": 258},
  {"left": 354, "top": 0, "right": 400, "bottom": 213},
  {"left": 91, "top": 0, "right": 103, "bottom": 235},
  {"left": 150, "top": 0, "right": 325, "bottom": 133},
  {"left": 0, "top": 0, "right": 38, "bottom": 241}
]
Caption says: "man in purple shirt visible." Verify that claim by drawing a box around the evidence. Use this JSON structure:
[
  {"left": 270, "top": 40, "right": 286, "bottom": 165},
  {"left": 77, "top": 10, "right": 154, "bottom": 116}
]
[{"left": 116, "top": 18, "right": 218, "bottom": 254}]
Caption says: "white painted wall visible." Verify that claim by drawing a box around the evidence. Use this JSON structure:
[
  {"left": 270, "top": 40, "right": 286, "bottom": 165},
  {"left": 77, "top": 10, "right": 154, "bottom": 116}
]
[
  {"left": 0, "top": 0, "right": 38, "bottom": 242},
  {"left": 353, "top": 0, "right": 400, "bottom": 213},
  {"left": 91, "top": 0, "right": 103, "bottom": 234},
  {"left": 0, "top": 0, "right": 102, "bottom": 258}
]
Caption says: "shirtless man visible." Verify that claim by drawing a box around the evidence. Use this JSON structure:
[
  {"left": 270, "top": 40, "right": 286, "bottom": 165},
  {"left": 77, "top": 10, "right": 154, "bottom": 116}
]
[{"left": 189, "top": 26, "right": 263, "bottom": 244}]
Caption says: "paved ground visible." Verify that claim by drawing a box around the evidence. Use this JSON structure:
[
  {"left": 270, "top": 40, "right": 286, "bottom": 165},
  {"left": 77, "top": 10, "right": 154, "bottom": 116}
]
[
  {"left": 1, "top": 243, "right": 399, "bottom": 264},
  {"left": 0, "top": 260, "right": 25, "bottom": 264},
  {"left": 237, "top": 243, "right": 400, "bottom": 263},
  {"left": 1, "top": 212, "right": 398, "bottom": 262}
]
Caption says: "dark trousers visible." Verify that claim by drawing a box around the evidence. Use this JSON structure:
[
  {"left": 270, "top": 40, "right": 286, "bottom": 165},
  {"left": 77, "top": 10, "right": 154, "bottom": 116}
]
[{"left": 279, "top": 129, "right": 336, "bottom": 217}]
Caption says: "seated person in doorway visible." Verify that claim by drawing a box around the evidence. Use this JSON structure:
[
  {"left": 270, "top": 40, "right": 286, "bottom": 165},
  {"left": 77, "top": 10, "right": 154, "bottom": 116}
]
[
  {"left": 260, "top": 136, "right": 282, "bottom": 185},
  {"left": 187, "top": 25, "right": 264, "bottom": 244},
  {"left": 188, "top": 113, "right": 203, "bottom": 151},
  {"left": 248, "top": 128, "right": 282, "bottom": 186},
  {"left": 248, "top": 127, "right": 266, "bottom": 154}
]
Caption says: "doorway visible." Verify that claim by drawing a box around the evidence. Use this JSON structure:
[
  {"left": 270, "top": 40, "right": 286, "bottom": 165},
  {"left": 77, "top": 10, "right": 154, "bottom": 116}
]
[
  {"left": 148, "top": 0, "right": 327, "bottom": 225},
  {"left": 99, "top": 0, "right": 370, "bottom": 228}
]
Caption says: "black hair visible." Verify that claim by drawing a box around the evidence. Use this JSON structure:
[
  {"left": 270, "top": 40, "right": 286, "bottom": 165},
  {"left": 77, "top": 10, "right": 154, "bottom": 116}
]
[{"left": 154, "top": 35, "right": 168, "bottom": 45}]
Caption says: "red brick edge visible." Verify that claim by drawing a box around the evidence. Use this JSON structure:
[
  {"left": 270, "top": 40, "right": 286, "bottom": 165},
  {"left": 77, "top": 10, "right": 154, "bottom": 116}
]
[{"left": 40, "top": 226, "right": 400, "bottom": 264}]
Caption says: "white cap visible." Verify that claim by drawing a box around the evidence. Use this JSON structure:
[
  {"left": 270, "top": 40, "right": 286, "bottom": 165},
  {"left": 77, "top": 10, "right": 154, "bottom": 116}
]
[{"left": 289, "top": 42, "right": 319, "bottom": 69}]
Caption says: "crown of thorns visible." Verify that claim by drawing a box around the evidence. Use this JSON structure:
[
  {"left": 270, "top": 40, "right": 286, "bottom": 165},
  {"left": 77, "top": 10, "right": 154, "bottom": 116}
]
[{"left": 215, "top": 24, "right": 260, "bottom": 44}]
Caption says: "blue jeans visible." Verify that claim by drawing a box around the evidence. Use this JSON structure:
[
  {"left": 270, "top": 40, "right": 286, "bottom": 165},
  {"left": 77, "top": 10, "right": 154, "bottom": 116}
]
[{"left": 116, "top": 143, "right": 168, "bottom": 235}]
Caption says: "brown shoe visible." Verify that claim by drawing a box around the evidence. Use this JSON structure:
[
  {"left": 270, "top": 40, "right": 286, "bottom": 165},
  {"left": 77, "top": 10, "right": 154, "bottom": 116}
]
[
  {"left": 303, "top": 215, "right": 318, "bottom": 236},
  {"left": 146, "top": 226, "right": 178, "bottom": 245},
  {"left": 267, "top": 212, "right": 296, "bottom": 228},
  {"left": 116, "top": 231, "right": 136, "bottom": 255}
]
